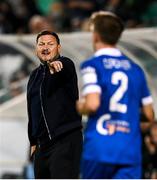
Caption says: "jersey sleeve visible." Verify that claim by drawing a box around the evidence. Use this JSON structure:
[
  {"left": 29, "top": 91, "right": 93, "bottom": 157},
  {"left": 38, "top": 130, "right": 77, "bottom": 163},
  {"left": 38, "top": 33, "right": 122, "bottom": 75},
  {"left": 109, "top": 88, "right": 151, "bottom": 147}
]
[
  {"left": 139, "top": 68, "right": 153, "bottom": 106},
  {"left": 80, "top": 60, "right": 102, "bottom": 96}
]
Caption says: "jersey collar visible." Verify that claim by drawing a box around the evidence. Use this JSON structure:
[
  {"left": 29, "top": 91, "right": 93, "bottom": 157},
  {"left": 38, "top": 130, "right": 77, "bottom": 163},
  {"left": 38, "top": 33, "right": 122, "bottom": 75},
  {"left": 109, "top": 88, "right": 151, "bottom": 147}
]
[{"left": 94, "top": 48, "right": 122, "bottom": 57}]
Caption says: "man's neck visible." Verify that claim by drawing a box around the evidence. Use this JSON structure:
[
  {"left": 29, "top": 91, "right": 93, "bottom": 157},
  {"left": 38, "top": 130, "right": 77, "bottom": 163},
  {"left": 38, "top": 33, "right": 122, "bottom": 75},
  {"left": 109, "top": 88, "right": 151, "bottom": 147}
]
[{"left": 94, "top": 42, "right": 116, "bottom": 52}]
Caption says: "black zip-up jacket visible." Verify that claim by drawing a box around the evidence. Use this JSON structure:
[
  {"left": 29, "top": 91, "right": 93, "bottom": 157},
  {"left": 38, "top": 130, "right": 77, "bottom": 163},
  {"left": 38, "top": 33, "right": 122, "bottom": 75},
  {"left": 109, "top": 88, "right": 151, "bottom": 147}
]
[{"left": 27, "top": 56, "right": 82, "bottom": 146}]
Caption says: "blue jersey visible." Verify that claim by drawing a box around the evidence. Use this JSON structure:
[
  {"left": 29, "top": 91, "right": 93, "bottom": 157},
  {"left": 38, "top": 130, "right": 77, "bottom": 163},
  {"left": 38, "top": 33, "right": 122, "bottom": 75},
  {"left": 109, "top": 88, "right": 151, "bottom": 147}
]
[{"left": 80, "top": 48, "right": 153, "bottom": 165}]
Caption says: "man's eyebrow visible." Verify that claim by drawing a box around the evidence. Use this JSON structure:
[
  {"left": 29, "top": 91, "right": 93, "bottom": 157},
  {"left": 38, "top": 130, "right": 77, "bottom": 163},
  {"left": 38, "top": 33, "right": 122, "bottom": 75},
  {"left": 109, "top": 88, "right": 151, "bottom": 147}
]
[{"left": 38, "top": 41, "right": 54, "bottom": 44}]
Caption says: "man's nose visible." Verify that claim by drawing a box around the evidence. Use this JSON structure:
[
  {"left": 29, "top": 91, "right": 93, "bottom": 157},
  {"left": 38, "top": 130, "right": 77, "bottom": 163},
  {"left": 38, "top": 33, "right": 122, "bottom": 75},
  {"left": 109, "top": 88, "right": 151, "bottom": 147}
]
[
  {"left": 43, "top": 47, "right": 48, "bottom": 51},
  {"left": 43, "top": 44, "right": 49, "bottom": 49}
]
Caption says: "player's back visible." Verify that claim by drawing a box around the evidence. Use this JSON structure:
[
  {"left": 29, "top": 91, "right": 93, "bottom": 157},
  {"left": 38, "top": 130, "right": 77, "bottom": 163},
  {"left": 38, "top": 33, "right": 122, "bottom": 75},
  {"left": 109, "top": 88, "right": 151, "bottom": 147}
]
[
  {"left": 94, "top": 54, "right": 143, "bottom": 123},
  {"left": 81, "top": 49, "right": 152, "bottom": 164}
]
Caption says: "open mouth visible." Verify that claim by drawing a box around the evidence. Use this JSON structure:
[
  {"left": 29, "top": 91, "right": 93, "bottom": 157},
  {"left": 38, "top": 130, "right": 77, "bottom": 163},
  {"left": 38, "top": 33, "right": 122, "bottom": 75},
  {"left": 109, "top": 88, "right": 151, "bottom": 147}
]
[{"left": 42, "top": 49, "right": 50, "bottom": 55}]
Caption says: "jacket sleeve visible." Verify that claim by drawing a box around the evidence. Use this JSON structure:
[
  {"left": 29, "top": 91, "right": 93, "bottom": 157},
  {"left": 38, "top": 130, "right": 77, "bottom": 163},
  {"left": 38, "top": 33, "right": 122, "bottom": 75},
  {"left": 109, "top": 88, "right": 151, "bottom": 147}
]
[
  {"left": 62, "top": 57, "right": 80, "bottom": 101},
  {"left": 59, "top": 56, "right": 77, "bottom": 80},
  {"left": 27, "top": 69, "right": 38, "bottom": 146}
]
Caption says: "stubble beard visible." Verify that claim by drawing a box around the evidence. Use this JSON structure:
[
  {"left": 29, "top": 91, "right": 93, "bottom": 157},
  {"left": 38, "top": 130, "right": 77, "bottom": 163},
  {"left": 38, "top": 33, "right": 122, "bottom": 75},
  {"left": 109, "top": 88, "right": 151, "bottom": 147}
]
[{"left": 38, "top": 53, "right": 60, "bottom": 64}]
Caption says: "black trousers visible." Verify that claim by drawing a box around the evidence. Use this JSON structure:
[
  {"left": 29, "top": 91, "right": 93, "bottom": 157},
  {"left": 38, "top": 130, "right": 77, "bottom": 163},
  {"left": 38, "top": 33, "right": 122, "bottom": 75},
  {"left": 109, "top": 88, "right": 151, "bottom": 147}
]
[{"left": 33, "top": 129, "right": 83, "bottom": 179}]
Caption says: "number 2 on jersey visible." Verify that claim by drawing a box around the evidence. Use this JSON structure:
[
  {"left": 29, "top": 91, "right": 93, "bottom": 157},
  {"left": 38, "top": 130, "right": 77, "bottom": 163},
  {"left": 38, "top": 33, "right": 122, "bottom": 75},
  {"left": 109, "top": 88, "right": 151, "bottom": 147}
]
[{"left": 110, "top": 71, "right": 128, "bottom": 113}]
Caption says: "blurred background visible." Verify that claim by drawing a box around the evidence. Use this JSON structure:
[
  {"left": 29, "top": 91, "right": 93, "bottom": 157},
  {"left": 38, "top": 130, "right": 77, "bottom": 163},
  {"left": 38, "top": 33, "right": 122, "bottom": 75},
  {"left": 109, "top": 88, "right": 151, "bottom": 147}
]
[{"left": 0, "top": 0, "right": 157, "bottom": 179}]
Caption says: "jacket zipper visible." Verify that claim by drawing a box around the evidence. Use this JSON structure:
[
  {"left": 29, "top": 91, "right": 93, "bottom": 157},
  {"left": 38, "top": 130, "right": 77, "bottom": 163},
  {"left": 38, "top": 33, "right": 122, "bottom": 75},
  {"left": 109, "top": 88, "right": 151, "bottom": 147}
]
[{"left": 40, "top": 65, "right": 52, "bottom": 140}]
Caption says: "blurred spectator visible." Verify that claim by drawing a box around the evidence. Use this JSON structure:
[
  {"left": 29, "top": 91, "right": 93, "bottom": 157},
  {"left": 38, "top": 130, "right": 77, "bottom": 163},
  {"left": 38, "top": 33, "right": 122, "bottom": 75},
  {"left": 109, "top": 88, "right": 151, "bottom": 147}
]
[
  {"left": 15, "top": 0, "right": 41, "bottom": 33},
  {"left": 141, "top": 0, "right": 157, "bottom": 27},
  {"left": 1, "top": 0, "right": 157, "bottom": 33},
  {"left": 0, "top": 1, "right": 17, "bottom": 33},
  {"left": 0, "top": 0, "right": 41, "bottom": 34},
  {"left": 48, "top": 1, "right": 70, "bottom": 32},
  {"left": 7, "top": 0, "right": 40, "bottom": 18},
  {"left": 36, "top": 0, "right": 59, "bottom": 15},
  {"left": 81, "top": 18, "right": 90, "bottom": 31},
  {"left": 28, "top": 15, "right": 54, "bottom": 33},
  {"left": 110, "top": 0, "right": 155, "bottom": 28},
  {"left": 104, "top": 0, "right": 120, "bottom": 12},
  {"left": 63, "top": 0, "right": 99, "bottom": 31}
]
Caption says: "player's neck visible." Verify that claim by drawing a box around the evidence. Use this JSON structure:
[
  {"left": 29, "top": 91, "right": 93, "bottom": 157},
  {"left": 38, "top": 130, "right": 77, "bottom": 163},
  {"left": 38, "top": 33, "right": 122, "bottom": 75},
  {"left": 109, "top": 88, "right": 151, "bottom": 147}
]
[{"left": 94, "top": 42, "right": 116, "bottom": 51}]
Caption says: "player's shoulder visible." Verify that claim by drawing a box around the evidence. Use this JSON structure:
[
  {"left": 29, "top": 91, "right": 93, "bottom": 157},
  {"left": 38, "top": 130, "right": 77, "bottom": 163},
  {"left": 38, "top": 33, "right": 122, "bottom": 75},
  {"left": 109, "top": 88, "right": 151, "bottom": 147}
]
[
  {"left": 125, "top": 56, "right": 144, "bottom": 73},
  {"left": 131, "top": 61, "right": 144, "bottom": 74},
  {"left": 81, "top": 56, "right": 98, "bottom": 69}
]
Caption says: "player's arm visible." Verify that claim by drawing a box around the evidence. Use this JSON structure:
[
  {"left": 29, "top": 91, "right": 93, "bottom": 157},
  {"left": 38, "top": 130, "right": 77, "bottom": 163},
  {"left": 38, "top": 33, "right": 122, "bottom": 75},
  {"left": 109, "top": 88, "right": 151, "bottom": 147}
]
[
  {"left": 140, "top": 103, "right": 155, "bottom": 131},
  {"left": 142, "top": 104, "right": 154, "bottom": 123},
  {"left": 77, "top": 92, "right": 100, "bottom": 115},
  {"left": 139, "top": 69, "right": 155, "bottom": 131},
  {"left": 76, "top": 63, "right": 101, "bottom": 115}
]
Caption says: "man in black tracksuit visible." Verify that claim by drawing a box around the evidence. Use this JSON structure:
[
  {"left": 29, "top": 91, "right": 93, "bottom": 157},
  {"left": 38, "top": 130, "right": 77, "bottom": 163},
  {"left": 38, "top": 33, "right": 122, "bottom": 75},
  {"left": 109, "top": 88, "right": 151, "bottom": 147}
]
[{"left": 27, "top": 30, "right": 82, "bottom": 179}]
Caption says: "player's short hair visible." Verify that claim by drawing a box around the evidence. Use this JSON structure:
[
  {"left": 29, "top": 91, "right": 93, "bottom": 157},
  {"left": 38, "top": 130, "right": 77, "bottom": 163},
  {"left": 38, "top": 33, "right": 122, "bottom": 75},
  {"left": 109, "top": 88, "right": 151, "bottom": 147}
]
[
  {"left": 36, "top": 30, "right": 60, "bottom": 44},
  {"left": 90, "top": 11, "right": 124, "bottom": 45}
]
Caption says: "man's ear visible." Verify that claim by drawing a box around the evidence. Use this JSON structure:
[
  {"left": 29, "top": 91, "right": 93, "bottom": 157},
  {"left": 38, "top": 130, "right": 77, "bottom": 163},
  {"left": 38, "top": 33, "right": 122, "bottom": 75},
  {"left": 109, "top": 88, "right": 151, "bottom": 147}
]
[
  {"left": 93, "top": 32, "right": 101, "bottom": 43},
  {"left": 58, "top": 44, "right": 61, "bottom": 53}
]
